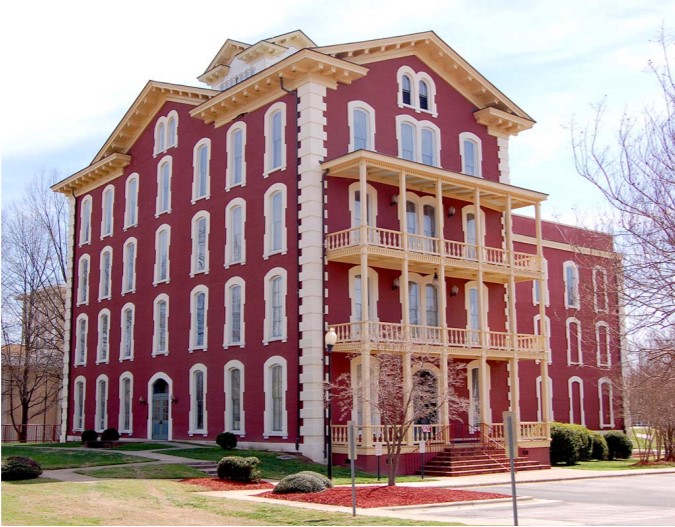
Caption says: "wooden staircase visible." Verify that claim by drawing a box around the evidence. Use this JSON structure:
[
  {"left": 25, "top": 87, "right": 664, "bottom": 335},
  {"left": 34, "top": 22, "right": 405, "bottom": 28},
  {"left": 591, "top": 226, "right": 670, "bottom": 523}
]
[{"left": 420, "top": 444, "right": 550, "bottom": 477}]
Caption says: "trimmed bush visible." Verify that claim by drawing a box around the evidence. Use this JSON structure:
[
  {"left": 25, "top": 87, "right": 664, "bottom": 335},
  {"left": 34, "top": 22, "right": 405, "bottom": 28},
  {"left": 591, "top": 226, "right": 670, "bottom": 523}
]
[
  {"left": 296, "top": 471, "right": 332, "bottom": 489},
  {"left": 273, "top": 472, "right": 327, "bottom": 494},
  {"left": 591, "top": 432, "right": 609, "bottom": 460},
  {"left": 550, "top": 422, "right": 585, "bottom": 465},
  {"left": 570, "top": 424, "right": 594, "bottom": 461},
  {"left": 101, "top": 428, "right": 120, "bottom": 441},
  {"left": 217, "top": 456, "right": 261, "bottom": 483},
  {"left": 1, "top": 456, "right": 43, "bottom": 481},
  {"left": 605, "top": 431, "right": 633, "bottom": 460},
  {"left": 216, "top": 432, "right": 237, "bottom": 450},
  {"left": 81, "top": 429, "right": 98, "bottom": 443}
]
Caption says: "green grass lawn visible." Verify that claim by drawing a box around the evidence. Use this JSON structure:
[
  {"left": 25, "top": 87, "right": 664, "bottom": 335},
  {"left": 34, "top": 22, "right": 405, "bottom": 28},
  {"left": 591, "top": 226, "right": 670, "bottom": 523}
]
[
  {"left": 1, "top": 479, "right": 454, "bottom": 526},
  {"left": 75, "top": 463, "right": 208, "bottom": 479},
  {"left": 1, "top": 446, "right": 152, "bottom": 470},
  {"left": 12, "top": 441, "right": 177, "bottom": 451},
  {"left": 562, "top": 458, "right": 675, "bottom": 470}
]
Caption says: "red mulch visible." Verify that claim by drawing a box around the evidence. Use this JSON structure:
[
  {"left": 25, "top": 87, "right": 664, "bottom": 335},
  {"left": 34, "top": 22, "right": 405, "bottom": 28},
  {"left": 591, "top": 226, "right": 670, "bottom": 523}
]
[
  {"left": 180, "top": 478, "right": 274, "bottom": 491},
  {"left": 256, "top": 485, "right": 508, "bottom": 508}
]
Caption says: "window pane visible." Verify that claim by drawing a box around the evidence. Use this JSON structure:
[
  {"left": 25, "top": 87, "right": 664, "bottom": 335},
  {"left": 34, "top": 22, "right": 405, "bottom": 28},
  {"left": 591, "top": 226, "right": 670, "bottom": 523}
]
[
  {"left": 463, "top": 139, "right": 476, "bottom": 176},
  {"left": 354, "top": 109, "right": 368, "bottom": 150},
  {"left": 421, "top": 128, "right": 435, "bottom": 165},
  {"left": 231, "top": 206, "right": 242, "bottom": 262},
  {"left": 100, "top": 314, "right": 109, "bottom": 360},
  {"left": 272, "top": 111, "right": 282, "bottom": 169},
  {"left": 196, "top": 218, "right": 207, "bottom": 271},
  {"left": 272, "top": 365, "right": 282, "bottom": 431},
  {"left": 231, "top": 369, "right": 241, "bottom": 430},
  {"left": 419, "top": 81, "right": 429, "bottom": 110},
  {"left": 122, "top": 378, "right": 131, "bottom": 430},
  {"left": 196, "top": 292, "right": 205, "bottom": 347},
  {"left": 160, "top": 163, "right": 170, "bottom": 212},
  {"left": 409, "top": 282, "right": 420, "bottom": 325},
  {"left": 271, "top": 277, "right": 282, "bottom": 338},
  {"left": 125, "top": 243, "right": 135, "bottom": 291},
  {"left": 195, "top": 371, "right": 204, "bottom": 430},
  {"left": 158, "top": 300, "right": 167, "bottom": 353},
  {"left": 198, "top": 145, "right": 208, "bottom": 197},
  {"left": 426, "top": 285, "right": 438, "bottom": 326},
  {"left": 423, "top": 205, "right": 435, "bottom": 238},
  {"left": 127, "top": 179, "right": 137, "bottom": 225},
  {"left": 158, "top": 230, "right": 168, "bottom": 280},
  {"left": 168, "top": 118, "right": 176, "bottom": 147},
  {"left": 233, "top": 130, "right": 243, "bottom": 184},
  {"left": 402, "top": 75, "right": 412, "bottom": 105},
  {"left": 231, "top": 285, "right": 241, "bottom": 343},
  {"left": 102, "top": 252, "right": 111, "bottom": 297},
  {"left": 123, "top": 308, "right": 133, "bottom": 358},
  {"left": 103, "top": 190, "right": 113, "bottom": 235},
  {"left": 401, "top": 123, "right": 415, "bottom": 161},
  {"left": 158, "top": 123, "right": 166, "bottom": 151},
  {"left": 271, "top": 192, "right": 282, "bottom": 252}
]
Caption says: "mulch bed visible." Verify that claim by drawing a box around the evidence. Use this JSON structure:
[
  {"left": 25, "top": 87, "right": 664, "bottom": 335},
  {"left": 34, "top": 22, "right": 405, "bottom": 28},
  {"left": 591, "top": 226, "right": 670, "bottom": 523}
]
[
  {"left": 180, "top": 478, "right": 274, "bottom": 491},
  {"left": 256, "top": 485, "right": 509, "bottom": 508}
]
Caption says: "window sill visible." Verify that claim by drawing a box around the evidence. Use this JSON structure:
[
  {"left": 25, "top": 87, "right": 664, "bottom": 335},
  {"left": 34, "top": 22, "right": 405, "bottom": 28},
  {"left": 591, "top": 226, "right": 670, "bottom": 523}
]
[
  {"left": 225, "top": 182, "right": 246, "bottom": 192},
  {"left": 263, "top": 165, "right": 286, "bottom": 179}
]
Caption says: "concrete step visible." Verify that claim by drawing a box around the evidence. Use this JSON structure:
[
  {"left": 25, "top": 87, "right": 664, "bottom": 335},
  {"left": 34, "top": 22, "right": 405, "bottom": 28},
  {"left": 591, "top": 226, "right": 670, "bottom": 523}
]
[{"left": 186, "top": 461, "right": 218, "bottom": 476}]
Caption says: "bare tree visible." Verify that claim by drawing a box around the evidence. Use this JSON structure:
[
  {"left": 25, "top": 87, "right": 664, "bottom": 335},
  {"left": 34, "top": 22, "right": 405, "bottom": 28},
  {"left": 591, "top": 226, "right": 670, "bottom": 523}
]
[
  {"left": 1, "top": 172, "right": 68, "bottom": 441},
  {"left": 331, "top": 352, "right": 467, "bottom": 486}
]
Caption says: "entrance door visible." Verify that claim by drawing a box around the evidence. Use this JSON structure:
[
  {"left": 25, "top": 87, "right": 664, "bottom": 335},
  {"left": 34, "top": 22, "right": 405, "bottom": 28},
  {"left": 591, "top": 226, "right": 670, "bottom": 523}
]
[{"left": 151, "top": 379, "right": 170, "bottom": 440}]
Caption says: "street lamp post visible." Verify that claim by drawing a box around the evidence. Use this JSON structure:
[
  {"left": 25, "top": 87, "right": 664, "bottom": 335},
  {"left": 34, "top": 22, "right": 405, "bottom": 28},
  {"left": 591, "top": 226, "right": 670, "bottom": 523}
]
[{"left": 325, "top": 327, "right": 337, "bottom": 480}]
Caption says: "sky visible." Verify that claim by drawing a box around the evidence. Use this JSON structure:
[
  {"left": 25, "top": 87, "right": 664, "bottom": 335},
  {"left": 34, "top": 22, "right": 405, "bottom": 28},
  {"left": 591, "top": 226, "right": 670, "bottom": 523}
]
[{"left": 1, "top": 0, "right": 673, "bottom": 224}]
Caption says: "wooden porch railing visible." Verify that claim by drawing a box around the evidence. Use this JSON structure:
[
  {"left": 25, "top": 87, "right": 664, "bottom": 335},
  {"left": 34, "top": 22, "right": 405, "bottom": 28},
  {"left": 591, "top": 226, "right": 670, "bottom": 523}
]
[{"left": 326, "top": 226, "right": 541, "bottom": 273}]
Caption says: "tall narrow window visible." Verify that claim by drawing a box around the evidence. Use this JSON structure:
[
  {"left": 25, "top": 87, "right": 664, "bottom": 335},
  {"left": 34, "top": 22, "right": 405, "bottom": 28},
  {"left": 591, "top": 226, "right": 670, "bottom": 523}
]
[
  {"left": 122, "top": 239, "right": 137, "bottom": 294},
  {"left": 593, "top": 267, "right": 608, "bottom": 313},
  {"left": 401, "top": 122, "right": 415, "bottom": 161},
  {"left": 264, "top": 103, "right": 286, "bottom": 175},
  {"left": 226, "top": 200, "right": 246, "bottom": 266},
  {"left": 271, "top": 112, "right": 282, "bottom": 168},
  {"left": 120, "top": 304, "right": 134, "bottom": 360},
  {"left": 101, "top": 185, "right": 114, "bottom": 238},
  {"left": 77, "top": 255, "right": 90, "bottom": 305},
  {"left": 225, "top": 360, "right": 245, "bottom": 434},
  {"left": 97, "top": 310, "right": 110, "bottom": 364},
  {"left": 153, "top": 294, "right": 169, "bottom": 356},
  {"left": 564, "top": 261, "right": 580, "bottom": 309},
  {"left": 190, "top": 286, "right": 208, "bottom": 351},
  {"left": 354, "top": 109, "right": 369, "bottom": 150},
  {"left": 193, "top": 139, "right": 211, "bottom": 201},
  {"left": 264, "top": 268, "right": 287, "bottom": 343},
  {"left": 230, "top": 368, "right": 241, "bottom": 431},
  {"left": 227, "top": 124, "right": 246, "bottom": 189},
  {"left": 459, "top": 132, "right": 482, "bottom": 178},
  {"left": 271, "top": 364, "right": 283, "bottom": 431},
  {"left": 599, "top": 378, "right": 614, "bottom": 428},
  {"left": 534, "top": 314, "right": 552, "bottom": 362},
  {"left": 419, "top": 80, "right": 429, "bottom": 110},
  {"left": 80, "top": 196, "right": 92, "bottom": 245},
  {"left": 99, "top": 247, "right": 112, "bottom": 300},
  {"left": 167, "top": 113, "right": 177, "bottom": 147},
  {"left": 74, "top": 377, "right": 86, "bottom": 430},
  {"left": 191, "top": 212, "right": 210, "bottom": 275},
  {"left": 568, "top": 376, "right": 585, "bottom": 425},
  {"left": 157, "top": 122, "right": 166, "bottom": 152},
  {"left": 119, "top": 374, "right": 132, "bottom": 433},
  {"left": 421, "top": 128, "right": 436, "bottom": 166},
  {"left": 157, "top": 157, "right": 172, "bottom": 215},
  {"left": 264, "top": 184, "right": 287, "bottom": 258},
  {"left": 190, "top": 366, "right": 206, "bottom": 433},
  {"left": 409, "top": 282, "right": 420, "bottom": 325},
  {"left": 75, "top": 315, "right": 88, "bottom": 365},
  {"left": 463, "top": 139, "right": 476, "bottom": 175},
  {"left": 225, "top": 278, "right": 245, "bottom": 347},
  {"left": 566, "top": 318, "right": 582, "bottom": 365},
  {"left": 425, "top": 284, "right": 439, "bottom": 327},
  {"left": 466, "top": 212, "right": 477, "bottom": 259},
  {"left": 271, "top": 277, "right": 283, "bottom": 338},
  {"left": 462, "top": 206, "right": 485, "bottom": 261},
  {"left": 154, "top": 226, "right": 170, "bottom": 283},
  {"left": 467, "top": 286, "right": 480, "bottom": 345},
  {"left": 125, "top": 174, "right": 139, "bottom": 228},
  {"left": 401, "top": 74, "right": 412, "bottom": 106},
  {"left": 423, "top": 205, "right": 436, "bottom": 238},
  {"left": 95, "top": 376, "right": 108, "bottom": 432},
  {"left": 348, "top": 101, "right": 376, "bottom": 152},
  {"left": 596, "top": 322, "right": 611, "bottom": 367},
  {"left": 264, "top": 357, "right": 287, "bottom": 436}
]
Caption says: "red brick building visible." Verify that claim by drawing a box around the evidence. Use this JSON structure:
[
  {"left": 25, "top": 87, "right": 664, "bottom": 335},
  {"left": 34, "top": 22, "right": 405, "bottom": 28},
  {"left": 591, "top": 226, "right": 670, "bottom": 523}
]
[{"left": 53, "top": 30, "right": 623, "bottom": 471}]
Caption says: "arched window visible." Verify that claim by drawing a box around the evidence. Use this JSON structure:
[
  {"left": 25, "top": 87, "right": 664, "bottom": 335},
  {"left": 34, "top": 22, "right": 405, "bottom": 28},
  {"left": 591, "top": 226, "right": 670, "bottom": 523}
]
[
  {"left": 263, "top": 268, "right": 287, "bottom": 343},
  {"left": 190, "top": 285, "right": 208, "bottom": 351},
  {"left": 263, "top": 356, "right": 287, "bottom": 437},
  {"left": 536, "top": 375, "right": 554, "bottom": 422},
  {"left": 593, "top": 267, "right": 609, "bottom": 313},
  {"left": 77, "top": 255, "right": 90, "bottom": 306},
  {"left": 224, "top": 277, "right": 245, "bottom": 347},
  {"left": 73, "top": 376, "right": 86, "bottom": 431},
  {"left": 75, "top": 314, "right": 88, "bottom": 366},
  {"left": 101, "top": 185, "right": 114, "bottom": 238},
  {"left": 189, "top": 364, "right": 207, "bottom": 434},
  {"left": 598, "top": 378, "right": 614, "bottom": 428},
  {"left": 97, "top": 309, "right": 110, "bottom": 364},
  {"left": 122, "top": 238, "right": 137, "bottom": 294},
  {"left": 120, "top": 303, "right": 135, "bottom": 360},
  {"left": 348, "top": 101, "right": 376, "bottom": 152},
  {"left": 264, "top": 102, "right": 286, "bottom": 176},
  {"left": 397, "top": 67, "right": 437, "bottom": 115},
  {"left": 225, "top": 199, "right": 246, "bottom": 267},
  {"left": 421, "top": 128, "right": 436, "bottom": 166},
  {"left": 566, "top": 317, "right": 582, "bottom": 365},
  {"left": 154, "top": 225, "right": 170, "bottom": 284},
  {"left": 534, "top": 314, "right": 552, "bottom": 362},
  {"left": 568, "top": 376, "right": 585, "bottom": 425},
  {"left": 79, "top": 196, "right": 92, "bottom": 245},
  {"left": 95, "top": 374, "right": 109, "bottom": 432},
  {"left": 157, "top": 122, "right": 166, "bottom": 153},
  {"left": 462, "top": 205, "right": 486, "bottom": 261},
  {"left": 153, "top": 294, "right": 169, "bottom": 356},
  {"left": 419, "top": 80, "right": 429, "bottom": 110},
  {"left": 401, "top": 122, "right": 415, "bottom": 161},
  {"left": 563, "top": 261, "right": 580, "bottom": 309},
  {"left": 192, "top": 139, "right": 211, "bottom": 202},
  {"left": 99, "top": 247, "right": 112, "bottom": 301},
  {"left": 155, "top": 111, "right": 178, "bottom": 154},
  {"left": 264, "top": 184, "right": 287, "bottom": 258},
  {"left": 156, "top": 156, "right": 172, "bottom": 215},
  {"left": 226, "top": 123, "right": 246, "bottom": 190},
  {"left": 401, "top": 74, "right": 412, "bottom": 106},
  {"left": 459, "top": 132, "right": 482, "bottom": 177},
  {"left": 124, "top": 173, "right": 139, "bottom": 229},
  {"left": 596, "top": 322, "right": 611, "bottom": 367},
  {"left": 396, "top": 116, "right": 440, "bottom": 166},
  {"left": 167, "top": 112, "right": 178, "bottom": 148},
  {"left": 119, "top": 372, "right": 133, "bottom": 433},
  {"left": 225, "top": 360, "right": 245, "bottom": 434},
  {"left": 191, "top": 212, "right": 210, "bottom": 275}
]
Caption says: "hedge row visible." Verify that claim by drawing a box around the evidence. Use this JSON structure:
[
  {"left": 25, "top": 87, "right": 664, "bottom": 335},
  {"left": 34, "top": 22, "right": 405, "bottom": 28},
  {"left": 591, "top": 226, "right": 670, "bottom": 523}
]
[{"left": 550, "top": 423, "right": 631, "bottom": 465}]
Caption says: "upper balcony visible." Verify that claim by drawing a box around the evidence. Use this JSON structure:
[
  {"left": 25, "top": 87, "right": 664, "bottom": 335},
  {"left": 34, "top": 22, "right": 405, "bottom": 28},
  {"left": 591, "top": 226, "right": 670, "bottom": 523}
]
[{"left": 326, "top": 226, "right": 542, "bottom": 283}]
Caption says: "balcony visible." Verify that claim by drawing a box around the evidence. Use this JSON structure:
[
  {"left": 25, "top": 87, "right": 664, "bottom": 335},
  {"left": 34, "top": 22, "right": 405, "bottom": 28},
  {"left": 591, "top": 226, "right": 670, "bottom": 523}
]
[
  {"left": 326, "top": 226, "right": 542, "bottom": 283},
  {"left": 330, "top": 321, "right": 546, "bottom": 360}
]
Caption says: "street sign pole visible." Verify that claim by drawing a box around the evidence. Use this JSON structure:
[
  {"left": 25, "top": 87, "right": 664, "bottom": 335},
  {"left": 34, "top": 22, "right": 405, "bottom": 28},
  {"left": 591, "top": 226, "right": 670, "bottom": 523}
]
[
  {"left": 347, "top": 421, "right": 357, "bottom": 517},
  {"left": 503, "top": 411, "right": 519, "bottom": 526}
]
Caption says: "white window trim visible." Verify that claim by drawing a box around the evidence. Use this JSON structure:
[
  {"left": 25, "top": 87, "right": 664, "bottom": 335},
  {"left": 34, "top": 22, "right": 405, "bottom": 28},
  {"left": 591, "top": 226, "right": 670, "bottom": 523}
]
[
  {"left": 348, "top": 266, "right": 380, "bottom": 323},
  {"left": 154, "top": 110, "right": 179, "bottom": 156},
  {"left": 153, "top": 225, "right": 171, "bottom": 285},
  {"left": 401, "top": 272, "right": 439, "bottom": 327},
  {"left": 263, "top": 183, "right": 288, "bottom": 259},
  {"left": 74, "top": 314, "right": 88, "bottom": 366},
  {"left": 263, "top": 356, "right": 288, "bottom": 438},
  {"left": 226, "top": 122, "right": 247, "bottom": 191},
  {"left": 536, "top": 375, "right": 554, "bottom": 422},
  {"left": 118, "top": 372, "right": 134, "bottom": 434},
  {"left": 79, "top": 195, "right": 92, "bottom": 246},
  {"left": 596, "top": 321, "right": 611, "bottom": 368},
  {"left": 459, "top": 131, "right": 483, "bottom": 178},
  {"left": 348, "top": 182, "right": 378, "bottom": 229},
  {"left": 94, "top": 374, "right": 109, "bottom": 433},
  {"left": 598, "top": 377, "right": 615, "bottom": 428},
  {"left": 188, "top": 363, "right": 208, "bottom": 436},
  {"left": 225, "top": 198, "right": 247, "bottom": 268},
  {"left": 119, "top": 302, "right": 135, "bottom": 362},
  {"left": 145, "top": 372, "right": 174, "bottom": 441},
  {"left": 121, "top": 237, "right": 138, "bottom": 295},
  {"left": 563, "top": 260, "right": 580, "bottom": 309},
  {"left": 533, "top": 259, "right": 550, "bottom": 306},
  {"left": 100, "top": 184, "right": 115, "bottom": 239},
  {"left": 224, "top": 360, "right": 246, "bottom": 435},
  {"left": 534, "top": 314, "right": 552, "bottom": 363},
  {"left": 166, "top": 110, "right": 179, "bottom": 149},
  {"left": 155, "top": 156, "right": 173, "bottom": 217},
  {"left": 263, "top": 268, "right": 288, "bottom": 344},
  {"left": 568, "top": 376, "right": 586, "bottom": 426},
  {"left": 348, "top": 100, "right": 376, "bottom": 152},
  {"left": 566, "top": 317, "right": 583, "bottom": 365},
  {"left": 467, "top": 359, "right": 492, "bottom": 425},
  {"left": 263, "top": 102, "right": 287, "bottom": 177},
  {"left": 77, "top": 254, "right": 91, "bottom": 306},
  {"left": 461, "top": 205, "right": 487, "bottom": 251},
  {"left": 96, "top": 308, "right": 111, "bottom": 365},
  {"left": 465, "top": 281, "right": 490, "bottom": 339},
  {"left": 224, "top": 276, "right": 246, "bottom": 348},
  {"left": 396, "top": 66, "right": 438, "bottom": 116},
  {"left": 593, "top": 267, "right": 609, "bottom": 313},
  {"left": 98, "top": 246, "right": 113, "bottom": 302},
  {"left": 124, "top": 173, "right": 140, "bottom": 230},
  {"left": 73, "top": 376, "right": 86, "bottom": 432},
  {"left": 190, "top": 211, "right": 211, "bottom": 276},
  {"left": 189, "top": 284, "right": 209, "bottom": 351},
  {"left": 400, "top": 192, "right": 437, "bottom": 238},
  {"left": 395, "top": 115, "right": 441, "bottom": 166},
  {"left": 192, "top": 138, "right": 212, "bottom": 203},
  {"left": 152, "top": 293, "right": 170, "bottom": 357}
]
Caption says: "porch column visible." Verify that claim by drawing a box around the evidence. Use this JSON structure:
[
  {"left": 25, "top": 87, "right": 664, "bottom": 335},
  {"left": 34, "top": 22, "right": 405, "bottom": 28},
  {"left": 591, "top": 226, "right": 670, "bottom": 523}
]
[
  {"left": 436, "top": 178, "right": 449, "bottom": 430},
  {"left": 509, "top": 357, "right": 520, "bottom": 440},
  {"left": 473, "top": 188, "right": 486, "bottom": 349},
  {"left": 479, "top": 354, "right": 490, "bottom": 426},
  {"left": 359, "top": 161, "right": 372, "bottom": 445},
  {"left": 505, "top": 195, "right": 520, "bottom": 431},
  {"left": 535, "top": 202, "right": 551, "bottom": 438}
]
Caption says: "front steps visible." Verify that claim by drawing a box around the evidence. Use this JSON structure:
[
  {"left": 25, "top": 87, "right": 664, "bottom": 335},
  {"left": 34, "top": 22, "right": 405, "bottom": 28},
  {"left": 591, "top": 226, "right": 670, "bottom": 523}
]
[{"left": 420, "top": 444, "right": 550, "bottom": 477}]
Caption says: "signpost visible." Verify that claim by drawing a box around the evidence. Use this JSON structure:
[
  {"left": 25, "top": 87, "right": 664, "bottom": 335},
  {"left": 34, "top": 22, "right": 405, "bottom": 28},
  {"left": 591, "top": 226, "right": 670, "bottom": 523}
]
[
  {"left": 503, "top": 411, "right": 519, "bottom": 526},
  {"left": 347, "top": 421, "right": 357, "bottom": 517},
  {"left": 374, "top": 442, "right": 383, "bottom": 481},
  {"left": 419, "top": 439, "right": 426, "bottom": 479}
]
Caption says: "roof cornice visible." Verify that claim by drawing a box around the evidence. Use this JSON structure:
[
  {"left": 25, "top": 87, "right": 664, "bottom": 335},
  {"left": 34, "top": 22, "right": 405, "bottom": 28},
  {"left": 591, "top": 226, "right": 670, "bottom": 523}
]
[{"left": 51, "top": 153, "right": 131, "bottom": 196}]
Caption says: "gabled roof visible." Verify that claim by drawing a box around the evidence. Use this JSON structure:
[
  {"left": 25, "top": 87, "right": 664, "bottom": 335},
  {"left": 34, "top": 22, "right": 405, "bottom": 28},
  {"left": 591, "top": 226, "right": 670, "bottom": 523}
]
[{"left": 315, "top": 31, "right": 534, "bottom": 130}]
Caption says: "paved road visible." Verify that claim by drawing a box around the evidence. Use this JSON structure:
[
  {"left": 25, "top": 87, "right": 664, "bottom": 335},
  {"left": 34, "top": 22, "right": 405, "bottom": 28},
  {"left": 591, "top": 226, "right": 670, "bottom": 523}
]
[{"left": 411, "top": 473, "right": 675, "bottom": 526}]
